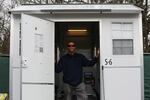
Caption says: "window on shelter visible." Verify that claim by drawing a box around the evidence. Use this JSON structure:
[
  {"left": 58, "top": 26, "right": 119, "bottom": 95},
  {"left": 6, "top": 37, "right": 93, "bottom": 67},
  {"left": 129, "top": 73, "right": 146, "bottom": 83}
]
[
  {"left": 111, "top": 22, "right": 134, "bottom": 55},
  {"left": 113, "top": 39, "right": 133, "bottom": 55}
]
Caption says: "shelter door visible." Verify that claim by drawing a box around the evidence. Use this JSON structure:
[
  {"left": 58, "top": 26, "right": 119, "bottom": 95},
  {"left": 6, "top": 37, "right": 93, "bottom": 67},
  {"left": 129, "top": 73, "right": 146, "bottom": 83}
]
[
  {"left": 100, "top": 21, "right": 141, "bottom": 100},
  {"left": 21, "top": 14, "right": 54, "bottom": 100}
]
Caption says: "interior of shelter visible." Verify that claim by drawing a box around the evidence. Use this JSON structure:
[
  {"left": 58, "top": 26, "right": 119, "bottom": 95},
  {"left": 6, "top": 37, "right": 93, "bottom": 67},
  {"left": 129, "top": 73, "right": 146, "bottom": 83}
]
[{"left": 55, "top": 22, "right": 100, "bottom": 100}]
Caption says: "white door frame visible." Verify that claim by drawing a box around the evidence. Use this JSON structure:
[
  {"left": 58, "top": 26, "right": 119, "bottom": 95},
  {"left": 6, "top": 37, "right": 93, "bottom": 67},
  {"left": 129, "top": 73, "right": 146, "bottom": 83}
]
[{"left": 52, "top": 19, "right": 104, "bottom": 100}]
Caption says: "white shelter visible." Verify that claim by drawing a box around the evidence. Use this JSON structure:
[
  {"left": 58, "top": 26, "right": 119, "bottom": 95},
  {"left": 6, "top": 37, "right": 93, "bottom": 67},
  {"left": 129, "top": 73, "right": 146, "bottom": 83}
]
[{"left": 10, "top": 4, "right": 144, "bottom": 100}]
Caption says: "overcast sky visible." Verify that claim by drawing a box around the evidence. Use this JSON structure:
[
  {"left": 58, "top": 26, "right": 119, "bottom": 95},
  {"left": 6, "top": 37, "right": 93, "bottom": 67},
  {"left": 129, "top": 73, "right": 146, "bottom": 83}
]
[{"left": 3, "top": 0, "right": 11, "bottom": 5}]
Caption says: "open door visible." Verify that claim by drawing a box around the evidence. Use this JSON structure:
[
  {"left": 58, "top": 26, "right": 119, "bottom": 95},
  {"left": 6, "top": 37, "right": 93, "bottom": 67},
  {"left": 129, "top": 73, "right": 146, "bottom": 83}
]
[{"left": 21, "top": 14, "right": 54, "bottom": 100}]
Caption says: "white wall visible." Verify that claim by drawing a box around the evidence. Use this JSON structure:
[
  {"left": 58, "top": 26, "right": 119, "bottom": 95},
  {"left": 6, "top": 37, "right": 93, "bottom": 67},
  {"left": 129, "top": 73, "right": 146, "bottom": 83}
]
[
  {"left": 100, "top": 14, "right": 143, "bottom": 100},
  {"left": 100, "top": 17, "right": 142, "bottom": 67}
]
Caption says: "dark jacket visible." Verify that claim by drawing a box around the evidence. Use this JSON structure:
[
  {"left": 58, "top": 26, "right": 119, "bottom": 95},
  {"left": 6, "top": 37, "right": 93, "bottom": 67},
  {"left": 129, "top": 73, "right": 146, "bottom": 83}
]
[{"left": 55, "top": 53, "right": 98, "bottom": 86}]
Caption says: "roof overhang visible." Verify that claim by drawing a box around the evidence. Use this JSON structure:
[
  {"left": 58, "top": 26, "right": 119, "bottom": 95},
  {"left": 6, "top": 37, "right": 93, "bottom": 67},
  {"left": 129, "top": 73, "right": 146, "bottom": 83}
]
[{"left": 11, "top": 4, "right": 143, "bottom": 14}]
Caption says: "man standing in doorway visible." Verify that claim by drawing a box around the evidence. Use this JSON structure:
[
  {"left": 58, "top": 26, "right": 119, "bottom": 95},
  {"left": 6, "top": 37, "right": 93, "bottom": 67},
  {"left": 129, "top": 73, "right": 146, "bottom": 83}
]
[{"left": 56, "top": 41, "right": 99, "bottom": 100}]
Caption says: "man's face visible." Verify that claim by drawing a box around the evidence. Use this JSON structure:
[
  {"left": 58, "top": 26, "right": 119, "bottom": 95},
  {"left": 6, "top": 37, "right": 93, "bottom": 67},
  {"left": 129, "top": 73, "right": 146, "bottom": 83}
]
[{"left": 67, "top": 42, "right": 76, "bottom": 54}]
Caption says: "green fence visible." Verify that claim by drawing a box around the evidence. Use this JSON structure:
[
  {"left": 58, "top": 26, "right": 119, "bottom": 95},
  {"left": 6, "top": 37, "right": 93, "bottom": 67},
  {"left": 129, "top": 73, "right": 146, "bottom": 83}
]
[
  {"left": 0, "top": 54, "right": 9, "bottom": 94},
  {"left": 144, "top": 54, "right": 150, "bottom": 100}
]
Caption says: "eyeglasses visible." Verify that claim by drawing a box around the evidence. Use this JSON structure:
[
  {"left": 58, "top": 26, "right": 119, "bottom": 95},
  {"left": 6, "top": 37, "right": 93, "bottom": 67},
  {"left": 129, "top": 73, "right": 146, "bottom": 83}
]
[{"left": 67, "top": 44, "right": 76, "bottom": 47}]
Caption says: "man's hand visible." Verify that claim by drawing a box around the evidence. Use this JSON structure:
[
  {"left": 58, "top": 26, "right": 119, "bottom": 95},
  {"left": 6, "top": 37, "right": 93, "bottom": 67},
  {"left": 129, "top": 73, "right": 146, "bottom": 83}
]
[{"left": 95, "top": 49, "right": 100, "bottom": 58}]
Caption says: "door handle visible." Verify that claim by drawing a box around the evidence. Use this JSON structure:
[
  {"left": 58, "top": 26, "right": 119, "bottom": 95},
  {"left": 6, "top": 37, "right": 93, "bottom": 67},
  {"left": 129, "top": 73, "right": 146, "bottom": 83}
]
[{"left": 102, "top": 65, "right": 104, "bottom": 70}]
